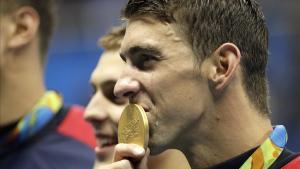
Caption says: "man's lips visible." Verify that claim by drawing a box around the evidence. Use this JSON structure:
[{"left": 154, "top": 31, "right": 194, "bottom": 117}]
[
  {"left": 94, "top": 133, "right": 117, "bottom": 160},
  {"left": 95, "top": 133, "right": 118, "bottom": 148},
  {"left": 139, "top": 104, "right": 150, "bottom": 112},
  {"left": 139, "top": 105, "right": 153, "bottom": 123}
]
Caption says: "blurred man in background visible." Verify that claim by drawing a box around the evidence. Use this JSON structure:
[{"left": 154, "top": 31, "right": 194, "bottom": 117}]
[
  {"left": 85, "top": 26, "right": 127, "bottom": 166},
  {"left": 0, "top": 1, "right": 96, "bottom": 169}
]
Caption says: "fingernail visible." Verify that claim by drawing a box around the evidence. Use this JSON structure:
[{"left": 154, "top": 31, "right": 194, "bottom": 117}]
[{"left": 134, "top": 147, "right": 144, "bottom": 155}]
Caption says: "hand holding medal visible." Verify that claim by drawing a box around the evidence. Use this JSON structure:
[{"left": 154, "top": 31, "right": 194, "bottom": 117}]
[{"left": 107, "top": 104, "right": 190, "bottom": 169}]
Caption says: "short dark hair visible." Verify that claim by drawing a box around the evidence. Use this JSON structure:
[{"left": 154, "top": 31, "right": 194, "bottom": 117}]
[
  {"left": 1, "top": 0, "right": 57, "bottom": 61},
  {"left": 98, "top": 26, "right": 126, "bottom": 50},
  {"left": 123, "top": 0, "right": 269, "bottom": 114}
]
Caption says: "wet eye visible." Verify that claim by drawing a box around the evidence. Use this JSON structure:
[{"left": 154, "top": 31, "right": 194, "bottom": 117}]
[{"left": 102, "top": 81, "right": 127, "bottom": 105}]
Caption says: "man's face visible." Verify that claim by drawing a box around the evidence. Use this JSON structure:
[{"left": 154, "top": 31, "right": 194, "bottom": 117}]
[
  {"left": 85, "top": 50, "right": 127, "bottom": 161},
  {"left": 114, "top": 17, "right": 212, "bottom": 154}
]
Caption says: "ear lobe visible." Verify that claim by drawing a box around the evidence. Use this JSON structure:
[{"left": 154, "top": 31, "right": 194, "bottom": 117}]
[
  {"left": 210, "top": 43, "right": 241, "bottom": 93},
  {"left": 7, "top": 7, "right": 39, "bottom": 49}
]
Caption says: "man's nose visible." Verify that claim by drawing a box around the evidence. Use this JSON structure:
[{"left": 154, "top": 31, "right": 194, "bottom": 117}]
[
  {"left": 114, "top": 77, "right": 140, "bottom": 99},
  {"left": 84, "top": 94, "right": 108, "bottom": 122}
]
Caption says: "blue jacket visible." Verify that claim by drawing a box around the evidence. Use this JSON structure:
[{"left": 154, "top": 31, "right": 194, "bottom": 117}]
[{"left": 0, "top": 106, "right": 96, "bottom": 169}]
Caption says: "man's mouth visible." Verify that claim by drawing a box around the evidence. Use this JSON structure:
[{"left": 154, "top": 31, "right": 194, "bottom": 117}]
[
  {"left": 95, "top": 133, "right": 118, "bottom": 148},
  {"left": 94, "top": 133, "right": 118, "bottom": 160},
  {"left": 98, "top": 136, "right": 118, "bottom": 147},
  {"left": 139, "top": 104, "right": 150, "bottom": 113}
]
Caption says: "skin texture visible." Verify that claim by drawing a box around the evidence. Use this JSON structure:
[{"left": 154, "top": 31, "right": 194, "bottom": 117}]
[
  {"left": 0, "top": 7, "right": 45, "bottom": 127},
  {"left": 101, "top": 16, "right": 273, "bottom": 169}
]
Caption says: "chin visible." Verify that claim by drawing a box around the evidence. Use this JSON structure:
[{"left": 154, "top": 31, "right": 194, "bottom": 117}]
[{"left": 148, "top": 137, "right": 172, "bottom": 155}]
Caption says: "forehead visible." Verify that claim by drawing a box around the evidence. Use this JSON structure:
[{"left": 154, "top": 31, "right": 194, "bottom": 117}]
[
  {"left": 91, "top": 50, "right": 124, "bottom": 83},
  {"left": 121, "top": 17, "right": 182, "bottom": 53},
  {"left": 99, "top": 50, "right": 123, "bottom": 69}
]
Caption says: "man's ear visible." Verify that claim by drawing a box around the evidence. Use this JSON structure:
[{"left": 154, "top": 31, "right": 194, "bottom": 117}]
[
  {"left": 207, "top": 43, "right": 241, "bottom": 93},
  {"left": 7, "top": 7, "right": 40, "bottom": 49}
]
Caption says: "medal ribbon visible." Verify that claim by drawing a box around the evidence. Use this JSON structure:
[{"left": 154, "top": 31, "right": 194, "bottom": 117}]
[
  {"left": 0, "top": 91, "right": 63, "bottom": 146},
  {"left": 240, "top": 125, "right": 288, "bottom": 169}
]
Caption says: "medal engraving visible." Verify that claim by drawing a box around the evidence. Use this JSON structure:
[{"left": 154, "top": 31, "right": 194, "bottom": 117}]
[
  {"left": 118, "top": 104, "right": 149, "bottom": 149},
  {"left": 119, "top": 118, "right": 140, "bottom": 142}
]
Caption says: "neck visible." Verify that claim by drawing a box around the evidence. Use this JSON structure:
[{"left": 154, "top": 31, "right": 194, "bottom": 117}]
[
  {"left": 178, "top": 81, "right": 272, "bottom": 169},
  {"left": 0, "top": 46, "right": 46, "bottom": 127}
]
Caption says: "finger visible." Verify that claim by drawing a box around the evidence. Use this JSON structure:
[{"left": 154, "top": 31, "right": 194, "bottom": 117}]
[
  {"left": 113, "top": 143, "right": 145, "bottom": 162},
  {"left": 100, "top": 159, "right": 133, "bottom": 169},
  {"left": 137, "top": 148, "right": 150, "bottom": 169}
]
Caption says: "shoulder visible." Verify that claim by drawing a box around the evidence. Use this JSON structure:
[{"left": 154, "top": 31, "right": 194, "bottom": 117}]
[
  {"left": 281, "top": 155, "right": 300, "bottom": 169},
  {"left": 0, "top": 105, "right": 96, "bottom": 169},
  {"left": 57, "top": 105, "right": 96, "bottom": 148},
  {"left": 271, "top": 149, "right": 300, "bottom": 169}
]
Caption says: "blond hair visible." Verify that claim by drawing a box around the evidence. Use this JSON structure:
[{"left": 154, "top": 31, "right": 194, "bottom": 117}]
[{"left": 98, "top": 26, "right": 126, "bottom": 50}]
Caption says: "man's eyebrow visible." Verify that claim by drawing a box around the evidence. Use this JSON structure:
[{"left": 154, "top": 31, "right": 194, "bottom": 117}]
[{"left": 120, "top": 45, "right": 162, "bottom": 61}]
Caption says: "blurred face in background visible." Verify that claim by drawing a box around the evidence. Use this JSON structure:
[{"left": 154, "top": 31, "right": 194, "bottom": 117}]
[{"left": 84, "top": 49, "right": 127, "bottom": 162}]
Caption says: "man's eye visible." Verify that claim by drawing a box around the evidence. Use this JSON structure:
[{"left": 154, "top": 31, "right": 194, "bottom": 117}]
[
  {"left": 136, "top": 54, "right": 157, "bottom": 70},
  {"left": 102, "top": 81, "right": 127, "bottom": 105},
  {"left": 143, "top": 54, "right": 154, "bottom": 61}
]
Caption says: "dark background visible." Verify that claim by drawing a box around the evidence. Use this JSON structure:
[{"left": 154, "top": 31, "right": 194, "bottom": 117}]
[{"left": 45, "top": 0, "right": 300, "bottom": 151}]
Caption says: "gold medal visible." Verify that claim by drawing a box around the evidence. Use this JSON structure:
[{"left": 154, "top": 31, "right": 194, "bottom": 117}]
[{"left": 118, "top": 104, "right": 149, "bottom": 149}]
